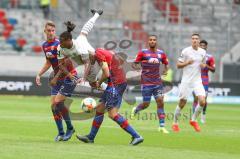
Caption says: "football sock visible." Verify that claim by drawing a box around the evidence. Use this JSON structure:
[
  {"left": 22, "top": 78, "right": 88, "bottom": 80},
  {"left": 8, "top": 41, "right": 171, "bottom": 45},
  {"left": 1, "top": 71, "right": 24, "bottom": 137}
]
[
  {"left": 157, "top": 106, "right": 165, "bottom": 127},
  {"left": 192, "top": 101, "right": 198, "bottom": 113},
  {"left": 192, "top": 105, "right": 203, "bottom": 121},
  {"left": 81, "top": 13, "right": 100, "bottom": 35},
  {"left": 113, "top": 113, "right": 140, "bottom": 138},
  {"left": 88, "top": 112, "right": 104, "bottom": 140},
  {"left": 173, "top": 105, "right": 181, "bottom": 124},
  {"left": 56, "top": 102, "right": 73, "bottom": 130},
  {"left": 51, "top": 106, "right": 64, "bottom": 135}
]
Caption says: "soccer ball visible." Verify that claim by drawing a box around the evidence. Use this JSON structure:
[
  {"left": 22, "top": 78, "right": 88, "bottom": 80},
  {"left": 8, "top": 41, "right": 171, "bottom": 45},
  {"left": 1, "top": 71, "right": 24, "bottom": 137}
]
[{"left": 81, "top": 97, "right": 97, "bottom": 113}]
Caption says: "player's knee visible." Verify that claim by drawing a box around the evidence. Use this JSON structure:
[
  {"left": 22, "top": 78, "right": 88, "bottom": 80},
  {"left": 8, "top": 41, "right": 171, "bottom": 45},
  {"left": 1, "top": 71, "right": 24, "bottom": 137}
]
[
  {"left": 199, "top": 99, "right": 206, "bottom": 107},
  {"left": 179, "top": 99, "right": 187, "bottom": 108}
]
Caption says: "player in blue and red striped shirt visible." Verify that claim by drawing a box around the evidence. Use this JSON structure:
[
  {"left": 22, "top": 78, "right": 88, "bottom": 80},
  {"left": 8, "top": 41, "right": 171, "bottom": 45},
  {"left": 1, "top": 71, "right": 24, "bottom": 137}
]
[
  {"left": 36, "top": 21, "right": 77, "bottom": 141},
  {"left": 131, "top": 35, "right": 170, "bottom": 133},
  {"left": 76, "top": 48, "right": 143, "bottom": 145},
  {"left": 192, "top": 40, "right": 215, "bottom": 123}
]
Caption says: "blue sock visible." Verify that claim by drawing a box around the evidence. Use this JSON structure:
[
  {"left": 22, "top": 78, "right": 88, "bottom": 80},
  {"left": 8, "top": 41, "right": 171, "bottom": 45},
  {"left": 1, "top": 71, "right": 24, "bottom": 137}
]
[
  {"left": 157, "top": 107, "right": 165, "bottom": 127},
  {"left": 113, "top": 114, "right": 140, "bottom": 138},
  {"left": 88, "top": 112, "right": 104, "bottom": 140},
  {"left": 56, "top": 102, "right": 73, "bottom": 130},
  {"left": 51, "top": 107, "right": 64, "bottom": 135}
]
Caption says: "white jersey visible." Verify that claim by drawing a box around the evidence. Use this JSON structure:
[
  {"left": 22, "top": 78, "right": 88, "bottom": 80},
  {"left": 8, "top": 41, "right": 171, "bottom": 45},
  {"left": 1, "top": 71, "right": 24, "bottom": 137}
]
[
  {"left": 178, "top": 46, "right": 206, "bottom": 84},
  {"left": 57, "top": 35, "right": 95, "bottom": 62}
]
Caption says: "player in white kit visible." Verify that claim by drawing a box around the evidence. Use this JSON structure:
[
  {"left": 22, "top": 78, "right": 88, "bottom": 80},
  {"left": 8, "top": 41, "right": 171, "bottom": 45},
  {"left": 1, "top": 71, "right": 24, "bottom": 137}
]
[
  {"left": 57, "top": 9, "right": 103, "bottom": 81},
  {"left": 172, "top": 33, "right": 207, "bottom": 132}
]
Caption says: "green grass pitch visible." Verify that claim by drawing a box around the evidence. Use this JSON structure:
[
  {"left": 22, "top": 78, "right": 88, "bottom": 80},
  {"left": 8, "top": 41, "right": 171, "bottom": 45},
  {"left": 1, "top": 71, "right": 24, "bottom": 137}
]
[{"left": 0, "top": 95, "right": 239, "bottom": 159}]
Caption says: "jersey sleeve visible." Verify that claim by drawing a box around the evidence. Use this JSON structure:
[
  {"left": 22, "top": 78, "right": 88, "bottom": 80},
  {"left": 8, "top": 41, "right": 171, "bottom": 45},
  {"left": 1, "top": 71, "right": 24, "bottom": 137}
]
[
  {"left": 161, "top": 52, "right": 169, "bottom": 65},
  {"left": 208, "top": 56, "right": 215, "bottom": 68},
  {"left": 178, "top": 49, "right": 186, "bottom": 62},
  {"left": 135, "top": 51, "right": 143, "bottom": 63}
]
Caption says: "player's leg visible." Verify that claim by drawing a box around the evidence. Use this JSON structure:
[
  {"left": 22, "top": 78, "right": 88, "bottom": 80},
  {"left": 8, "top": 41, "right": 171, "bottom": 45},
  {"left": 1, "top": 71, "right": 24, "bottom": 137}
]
[
  {"left": 192, "top": 91, "right": 198, "bottom": 113},
  {"left": 201, "top": 85, "right": 208, "bottom": 123},
  {"left": 172, "top": 83, "right": 191, "bottom": 132},
  {"left": 55, "top": 79, "right": 77, "bottom": 141},
  {"left": 50, "top": 95, "right": 65, "bottom": 141},
  {"left": 50, "top": 83, "right": 65, "bottom": 141},
  {"left": 108, "top": 107, "right": 143, "bottom": 145},
  {"left": 131, "top": 85, "right": 151, "bottom": 119},
  {"left": 109, "top": 83, "right": 143, "bottom": 145},
  {"left": 76, "top": 102, "right": 105, "bottom": 143},
  {"left": 190, "top": 83, "right": 206, "bottom": 132},
  {"left": 80, "top": 9, "right": 103, "bottom": 36},
  {"left": 153, "top": 85, "right": 169, "bottom": 133}
]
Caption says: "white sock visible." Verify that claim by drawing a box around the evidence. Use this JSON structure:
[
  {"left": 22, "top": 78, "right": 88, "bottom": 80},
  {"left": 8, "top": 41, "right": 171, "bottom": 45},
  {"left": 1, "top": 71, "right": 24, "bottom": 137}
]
[
  {"left": 191, "top": 105, "right": 203, "bottom": 121},
  {"left": 81, "top": 13, "right": 100, "bottom": 35},
  {"left": 173, "top": 105, "right": 181, "bottom": 124}
]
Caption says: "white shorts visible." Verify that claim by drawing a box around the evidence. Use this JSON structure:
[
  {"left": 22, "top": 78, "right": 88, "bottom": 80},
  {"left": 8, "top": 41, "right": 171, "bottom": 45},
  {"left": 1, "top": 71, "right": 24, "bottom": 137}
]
[
  {"left": 178, "top": 82, "right": 206, "bottom": 100},
  {"left": 75, "top": 35, "right": 95, "bottom": 61}
]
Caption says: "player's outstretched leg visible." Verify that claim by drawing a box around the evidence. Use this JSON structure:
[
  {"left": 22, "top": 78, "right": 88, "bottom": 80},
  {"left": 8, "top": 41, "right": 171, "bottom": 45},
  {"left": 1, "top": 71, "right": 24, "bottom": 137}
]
[
  {"left": 111, "top": 112, "right": 143, "bottom": 146},
  {"left": 91, "top": 9, "right": 103, "bottom": 16},
  {"left": 131, "top": 102, "right": 149, "bottom": 120},
  {"left": 81, "top": 9, "right": 103, "bottom": 35},
  {"left": 76, "top": 111, "right": 104, "bottom": 143}
]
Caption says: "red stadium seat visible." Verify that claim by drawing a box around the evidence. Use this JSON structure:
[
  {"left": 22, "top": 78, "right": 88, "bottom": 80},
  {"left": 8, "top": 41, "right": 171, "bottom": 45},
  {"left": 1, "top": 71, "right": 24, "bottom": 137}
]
[
  {"left": 2, "top": 30, "right": 11, "bottom": 39},
  {"left": 32, "top": 46, "right": 42, "bottom": 53},
  {"left": 4, "top": 24, "right": 14, "bottom": 31},
  {"left": 0, "top": 9, "right": 5, "bottom": 18},
  {"left": 17, "top": 38, "right": 27, "bottom": 47}
]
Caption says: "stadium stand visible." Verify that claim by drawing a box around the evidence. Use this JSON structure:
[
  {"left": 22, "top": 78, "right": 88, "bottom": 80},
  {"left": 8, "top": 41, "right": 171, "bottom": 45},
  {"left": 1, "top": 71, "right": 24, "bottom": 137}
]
[{"left": 0, "top": 0, "right": 239, "bottom": 81}]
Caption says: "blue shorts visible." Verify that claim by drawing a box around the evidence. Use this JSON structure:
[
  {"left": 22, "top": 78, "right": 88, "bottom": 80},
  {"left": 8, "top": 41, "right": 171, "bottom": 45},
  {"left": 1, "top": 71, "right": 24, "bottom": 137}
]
[
  {"left": 51, "top": 78, "right": 76, "bottom": 97},
  {"left": 100, "top": 83, "right": 127, "bottom": 110},
  {"left": 142, "top": 84, "right": 164, "bottom": 103}
]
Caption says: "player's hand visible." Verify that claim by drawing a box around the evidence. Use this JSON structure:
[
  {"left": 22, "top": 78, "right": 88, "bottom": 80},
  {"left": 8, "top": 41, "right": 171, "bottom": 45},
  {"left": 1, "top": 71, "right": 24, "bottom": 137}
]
[
  {"left": 50, "top": 79, "right": 57, "bottom": 86},
  {"left": 76, "top": 77, "right": 84, "bottom": 84},
  {"left": 132, "top": 63, "right": 141, "bottom": 70},
  {"left": 200, "top": 63, "right": 207, "bottom": 68},
  {"left": 187, "top": 59, "right": 194, "bottom": 65},
  {"left": 89, "top": 81, "right": 103, "bottom": 91},
  {"left": 162, "top": 70, "right": 168, "bottom": 76},
  {"left": 36, "top": 75, "right": 42, "bottom": 86}
]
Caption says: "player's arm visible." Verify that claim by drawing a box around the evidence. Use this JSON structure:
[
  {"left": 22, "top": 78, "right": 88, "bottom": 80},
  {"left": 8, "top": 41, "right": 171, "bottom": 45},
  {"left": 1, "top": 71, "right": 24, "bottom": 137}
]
[
  {"left": 206, "top": 57, "right": 215, "bottom": 73},
  {"left": 132, "top": 51, "right": 143, "bottom": 70},
  {"left": 162, "top": 53, "right": 169, "bottom": 75},
  {"left": 36, "top": 59, "right": 51, "bottom": 86},
  {"left": 177, "top": 51, "right": 193, "bottom": 69},
  {"left": 98, "top": 62, "right": 110, "bottom": 86},
  {"left": 177, "top": 60, "right": 193, "bottom": 68}
]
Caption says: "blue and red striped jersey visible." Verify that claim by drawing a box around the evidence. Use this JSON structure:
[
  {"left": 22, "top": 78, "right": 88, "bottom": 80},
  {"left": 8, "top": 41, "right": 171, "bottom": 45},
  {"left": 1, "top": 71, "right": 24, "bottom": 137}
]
[
  {"left": 95, "top": 48, "right": 126, "bottom": 86},
  {"left": 135, "top": 49, "right": 169, "bottom": 85},
  {"left": 42, "top": 38, "right": 76, "bottom": 80},
  {"left": 201, "top": 53, "right": 215, "bottom": 86}
]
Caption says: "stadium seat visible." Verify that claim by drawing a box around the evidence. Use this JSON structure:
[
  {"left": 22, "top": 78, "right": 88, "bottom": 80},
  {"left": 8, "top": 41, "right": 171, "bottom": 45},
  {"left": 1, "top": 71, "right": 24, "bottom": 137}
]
[
  {"left": 32, "top": 45, "right": 42, "bottom": 53},
  {"left": 8, "top": 18, "right": 18, "bottom": 26}
]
